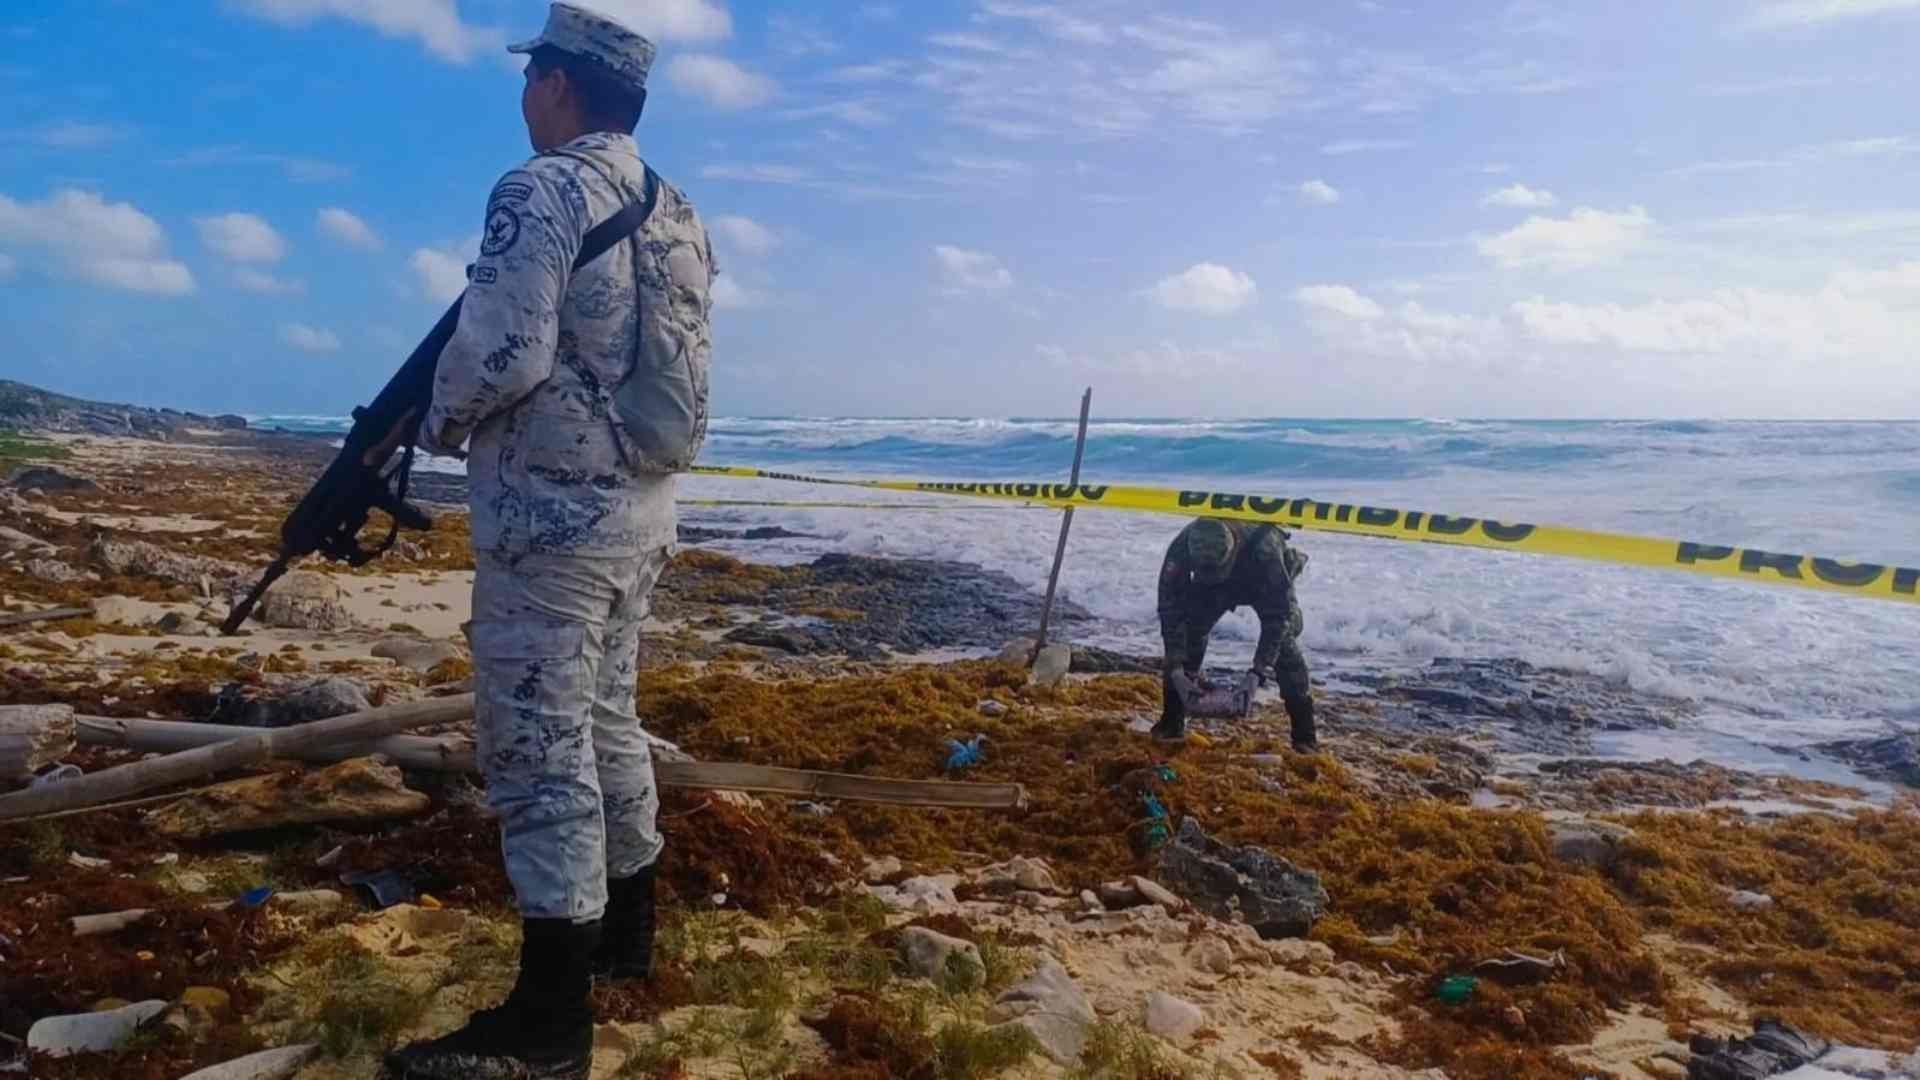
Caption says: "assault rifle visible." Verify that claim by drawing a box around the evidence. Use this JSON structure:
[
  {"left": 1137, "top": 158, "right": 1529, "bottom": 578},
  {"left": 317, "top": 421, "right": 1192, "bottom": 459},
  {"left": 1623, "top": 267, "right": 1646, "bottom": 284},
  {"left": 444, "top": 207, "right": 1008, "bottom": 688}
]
[
  {"left": 221, "top": 179, "right": 660, "bottom": 635},
  {"left": 219, "top": 301, "right": 459, "bottom": 635}
]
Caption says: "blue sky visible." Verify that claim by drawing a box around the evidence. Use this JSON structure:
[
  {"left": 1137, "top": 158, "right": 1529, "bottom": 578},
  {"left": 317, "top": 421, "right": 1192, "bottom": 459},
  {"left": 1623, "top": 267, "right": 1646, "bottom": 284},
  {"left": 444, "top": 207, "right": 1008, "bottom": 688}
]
[{"left": 2, "top": 0, "right": 1918, "bottom": 419}]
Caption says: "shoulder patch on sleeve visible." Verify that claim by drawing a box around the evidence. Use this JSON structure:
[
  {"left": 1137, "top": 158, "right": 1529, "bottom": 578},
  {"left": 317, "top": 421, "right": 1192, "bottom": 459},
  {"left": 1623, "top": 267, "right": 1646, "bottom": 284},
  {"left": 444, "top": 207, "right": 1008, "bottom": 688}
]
[
  {"left": 488, "top": 178, "right": 535, "bottom": 208},
  {"left": 481, "top": 204, "right": 522, "bottom": 256}
]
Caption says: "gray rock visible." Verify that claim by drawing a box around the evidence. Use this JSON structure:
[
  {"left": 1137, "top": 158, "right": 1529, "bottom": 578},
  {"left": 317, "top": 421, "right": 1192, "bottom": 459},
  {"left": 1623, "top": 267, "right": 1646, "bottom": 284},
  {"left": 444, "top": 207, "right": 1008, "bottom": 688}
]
[
  {"left": 1143, "top": 991, "right": 1205, "bottom": 1041},
  {"left": 862, "top": 855, "right": 903, "bottom": 883},
  {"left": 255, "top": 571, "right": 352, "bottom": 631},
  {"left": 988, "top": 958, "right": 1094, "bottom": 1064},
  {"left": 1156, "top": 818, "right": 1329, "bottom": 939},
  {"left": 176, "top": 1044, "right": 319, "bottom": 1080},
  {"left": 8, "top": 466, "right": 94, "bottom": 492},
  {"left": 156, "top": 610, "right": 191, "bottom": 634},
  {"left": 977, "top": 699, "right": 1009, "bottom": 718},
  {"left": 0, "top": 525, "right": 54, "bottom": 554},
  {"left": 1548, "top": 820, "right": 1635, "bottom": 871},
  {"left": 211, "top": 677, "right": 370, "bottom": 728},
  {"left": 1131, "top": 875, "right": 1184, "bottom": 913},
  {"left": 997, "top": 638, "right": 1038, "bottom": 665},
  {"left": 24, "top": 557, "right": 86, "bottom": 583},
  {"left": 1030, "top": 643, "right": 1072, "bottom": 688},
  {"left": 898, "top": 927, "right": 983, "bottom": 982},
  {"left": 1080, "top": 889, "right": 1103, "bottom": 913},
  {"left": 979, "top": 856, "right": 1057, "bottom": 893},
  {"left": 90, "top": 535, "right": 244, "bottom": 588},
  {"left": 27, "top": 1000, "right": 169, "bottom": 1057},
  {"left": 1097, "top": 879, "right": 1142, "bottom": 908},
  {"left": 370, "top": 637, "right": 464, "bottom": 673},
  {"left": 88, "top": 595, "right": 147, "bottom": 626},
  {"left": 1187, "top": 937, "right": 1235, "bottom": 975},
  {"left": 1728, "top": 889, "right": 1775, "bottom": 911}
]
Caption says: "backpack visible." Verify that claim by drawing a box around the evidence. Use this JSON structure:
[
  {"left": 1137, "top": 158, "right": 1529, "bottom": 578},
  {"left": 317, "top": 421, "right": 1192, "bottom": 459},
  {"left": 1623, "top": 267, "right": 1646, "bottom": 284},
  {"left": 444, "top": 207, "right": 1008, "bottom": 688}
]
[{"left": 547, "top": 146, "right": 711, "bottom": 474}]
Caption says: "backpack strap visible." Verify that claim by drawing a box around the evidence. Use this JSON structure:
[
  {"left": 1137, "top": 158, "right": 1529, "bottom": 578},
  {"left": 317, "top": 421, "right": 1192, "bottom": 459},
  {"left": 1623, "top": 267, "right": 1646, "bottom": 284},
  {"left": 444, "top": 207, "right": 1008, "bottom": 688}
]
[{"left": 572, "top": 164, "right": 660, "bottom": 269}]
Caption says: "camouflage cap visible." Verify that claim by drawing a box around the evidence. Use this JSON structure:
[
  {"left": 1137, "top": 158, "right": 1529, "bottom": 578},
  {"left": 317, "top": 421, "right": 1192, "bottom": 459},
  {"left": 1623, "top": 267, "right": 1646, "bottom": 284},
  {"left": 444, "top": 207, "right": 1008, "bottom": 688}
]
[
  {"left": 1187, "top": 518, "right": 1239, "bottom": 585},
  {"left": 509, "top": 2, "right": 657, "bottom": 94}
]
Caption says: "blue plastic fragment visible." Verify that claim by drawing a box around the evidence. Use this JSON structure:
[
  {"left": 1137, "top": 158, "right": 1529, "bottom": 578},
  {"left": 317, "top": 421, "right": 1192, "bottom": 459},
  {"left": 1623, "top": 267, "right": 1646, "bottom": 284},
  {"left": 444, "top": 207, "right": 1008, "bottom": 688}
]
[
  {"left": 1156, "top": 764, "right": 1178, "bottom": 783},
  {"left": 237, "top": 887, "right": 276, "bottom": 909},
  {"left": 945, "top": 734, "right": 987, "bottom": 771},
  {"left": 1140, "top": 794, "right": 1172, "bottom": 849}
]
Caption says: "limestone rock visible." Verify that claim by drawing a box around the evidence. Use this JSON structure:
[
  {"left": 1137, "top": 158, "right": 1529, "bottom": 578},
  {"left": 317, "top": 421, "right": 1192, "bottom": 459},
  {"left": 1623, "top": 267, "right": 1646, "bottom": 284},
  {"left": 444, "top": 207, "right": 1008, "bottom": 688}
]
[
  {"left": 24, "top": 556, "right": 86, "bottom": 583},
  {"left": 1029, "top": 643, "right": 1072, "bottom": 688},
  {"left": 1156, "top": 818, "right": 1329, "bottom": 939},
  {"left": 88, "top": 595, "right": 147, "bottom": 626},
  {"left": 90, "top": 535, "right": 243, "bottom": 588},
  {"left": 898, "top": 927, "right": 983, "bottom": 982},
  {"left": 0, "top": 524, "right": 54, "bottom": 554},
  {"left": 978, "top": 856, "right": 1057, "bottom": 894},
  {"left": 1187, "top": 936, "right": 1235, "bottom": 975},
  {"left": 146, "top": 756, "right": 430, "bottom": 839},
  {"left": 0, "top": 703, "right": 76, "bottom": 787},
  {"left": 371, "top": 637, "right": 465, "bottom": 673},
  {"left": 870, "top": 874, "right": 961, "bottom": 913},
  {"left": 977, "top": 699, "right": 1009, "bottom": 718},
  {"left": 862, "top": 855, "right": 903, "bottom": 883},
  {"left": 177, "top": 1044, "right": 320, "bottom": 1080},
  {"left": 1132, "top": 875, "right": 1184, "bottom": 913},
  {"left": 27, "top": 999, "right": 168, "bottom": 1057},
  {"left": 1143, "top": 991, "right": 1205, "bottom": 1041},
  {"left": 1548, "top": 820, "right": 1635, "bottom": 871},
  {"left": 1727, "top": 889, "right": 1775, "bottom": 911},
  {"left": 997, "top": 638, "right": 1038, "bottom": 665},
  {"left": 988, "top": 958, "right": 1094, "bottom": 1064},
  {"left": 255, "top": 570, "right": 352, "bottom": 630}
]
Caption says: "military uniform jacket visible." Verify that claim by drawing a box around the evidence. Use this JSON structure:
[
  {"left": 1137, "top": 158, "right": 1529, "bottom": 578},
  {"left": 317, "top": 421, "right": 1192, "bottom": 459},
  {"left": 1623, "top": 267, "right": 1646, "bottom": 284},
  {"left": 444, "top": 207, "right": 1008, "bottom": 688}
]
[
  {"left": 425, "top": 132, "right": 715, "bottom": 557},
  {"left": 1157, "top": 520, "right": 1307, "bottom": 675}
]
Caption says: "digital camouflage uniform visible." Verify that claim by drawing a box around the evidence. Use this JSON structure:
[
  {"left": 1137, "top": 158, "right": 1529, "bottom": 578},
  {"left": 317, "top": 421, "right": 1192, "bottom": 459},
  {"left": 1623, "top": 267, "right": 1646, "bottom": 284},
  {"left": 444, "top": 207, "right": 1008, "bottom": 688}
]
[
  {"left": 424, "top": 127, "right": 714, "bottom": 923},
  {"left": 1157, "top": 519, "right": 1313, "bottom": 730}
]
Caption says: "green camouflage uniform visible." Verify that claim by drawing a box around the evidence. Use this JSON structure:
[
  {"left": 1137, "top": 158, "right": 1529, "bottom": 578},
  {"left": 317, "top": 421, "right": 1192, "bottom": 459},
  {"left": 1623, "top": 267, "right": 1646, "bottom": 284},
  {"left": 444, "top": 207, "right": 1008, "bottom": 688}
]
[{"left": 1157, "top": 519, "right": 1312, "bottom": 727}]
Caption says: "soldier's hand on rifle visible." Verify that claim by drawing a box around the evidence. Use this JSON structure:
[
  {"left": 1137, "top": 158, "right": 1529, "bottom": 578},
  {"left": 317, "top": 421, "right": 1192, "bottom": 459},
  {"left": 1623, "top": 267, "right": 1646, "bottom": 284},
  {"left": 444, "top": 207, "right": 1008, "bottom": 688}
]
[{"left": 416, "top": 415, "right": 470, "bottom": 460}]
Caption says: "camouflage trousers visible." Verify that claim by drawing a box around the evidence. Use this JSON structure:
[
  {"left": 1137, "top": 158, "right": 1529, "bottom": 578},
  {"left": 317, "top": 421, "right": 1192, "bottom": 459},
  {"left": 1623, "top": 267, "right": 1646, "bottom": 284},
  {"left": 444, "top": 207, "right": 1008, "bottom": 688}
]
[{"left": 470, "top": 546, "right": 673, "bottom": 922}]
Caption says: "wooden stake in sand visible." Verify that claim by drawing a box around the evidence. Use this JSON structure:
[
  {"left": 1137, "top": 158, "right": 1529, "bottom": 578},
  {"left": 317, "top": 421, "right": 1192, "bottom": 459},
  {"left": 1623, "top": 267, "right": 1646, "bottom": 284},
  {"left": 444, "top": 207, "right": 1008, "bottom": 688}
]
[
  {"left": 0, "top": 696, "right": 474, "bottom": 821},
  {"left": 0, "top": 704, "right": 77, "bottom": 788},
  {"left": 1034, "top": 387, "right": 1092, "bottom": 660}
]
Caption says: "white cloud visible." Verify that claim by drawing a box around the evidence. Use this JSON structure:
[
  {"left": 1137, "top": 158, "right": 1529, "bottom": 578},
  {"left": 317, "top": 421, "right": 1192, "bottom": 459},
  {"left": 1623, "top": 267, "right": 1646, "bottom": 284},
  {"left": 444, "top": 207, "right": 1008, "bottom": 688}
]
[
  {"left": 0, "top": 188, "right": 195, "bottom": 295},
  {"left": 195, "top": 212, "right": 286, "bottom": 263},
  {"left": 1671, "top": 135, "right": 1914, "bottom": 177},
  {"left": 1740, "top": 0, "right": 1920, "bottom": 30},
  {"left": 1322, "top": 138, "right": 1412, "bottom": 155},
  {"left": 664, "top": 55, "right": 776, "bottom": 110},
  {"left": 36, "top": 122, "right": 119, "bottom": 149},
  {"left": 163, "top": 146, "right": 351, "bottom": 183},
  {"left": 980, "top": 2, "right": 1111, "bottom": 44},
  {"left": 1148, "top": 263, "right": 1258, "bottom": 315},
  {"left": 1482, "top": 183, "right": 1557, "bottom": 209},
  {"left": 317, "top": 206, "right": 381, "bottom": 251},
  {"left": 783, "top": 101, "right": 889, "bottom": 127},
  {"left": 227, "top": 0, "right": 505, "bottom": 63},
  {"left": 409, "top": 240, "right": 472, "bottom": 302},
  {"left": 234, "top": 268, "right": 304, "bottom": 294},
  {"left": 1477, "top": 206, "right": 1653, "bottom": 271},
  {"left": 1121, "top": 21, "right": 1310, "bottom": 132},
  {"left": 281, "top": 323, "right": 341, "bottom": 352},
  {"left": 1295, "top": 284, "right": 1384, "bottom": 320},
  {"left": 1298, "top": 179, "right": 1341, "bottom": 205},
  {"left": 586, "top": 0, "right": 731, "bottom": 41},
  {"left": 710, "top": 273, "right": 766, "bottom": 310},
  {"left": 701, "top": 164, "right": 812, "bottom": 185},
  {"left": 934, "top": 245, "right": 1013, "bottom": 291},
  {"left": 711, "top": 215, "right": 779, "bottom": 257}
]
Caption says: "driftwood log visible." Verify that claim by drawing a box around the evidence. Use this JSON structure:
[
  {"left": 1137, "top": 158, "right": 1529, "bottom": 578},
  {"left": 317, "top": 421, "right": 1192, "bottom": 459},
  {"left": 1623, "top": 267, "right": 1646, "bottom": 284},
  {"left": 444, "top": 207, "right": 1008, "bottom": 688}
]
[
  {"left": 1, "top": 704, "right": 76, "bottom": 787},
  {"left": 0, "top": 606, "right": 89, "bottom": 629},
  {"left": 0, "top": 697, "right": 474, "bottom": 821},
  {"left": 75, "top": 709, "right": 1029, "bottom": 810}
]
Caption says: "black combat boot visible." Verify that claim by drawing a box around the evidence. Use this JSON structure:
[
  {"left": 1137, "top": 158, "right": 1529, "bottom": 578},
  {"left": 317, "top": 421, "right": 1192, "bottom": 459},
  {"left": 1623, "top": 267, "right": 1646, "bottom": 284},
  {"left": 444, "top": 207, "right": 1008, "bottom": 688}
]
[
  {"left": 592, "top": 865, "right": 657, "bottom": 981},
  {"left": 1151, "top": 668, "right": 1188, "bottom": 741},
  {"left": 383, "top": 917, "right": 599, "bottom": 1080},
  {"left": 1287, "top": 697, "right": 1318, "bottom": 753}
]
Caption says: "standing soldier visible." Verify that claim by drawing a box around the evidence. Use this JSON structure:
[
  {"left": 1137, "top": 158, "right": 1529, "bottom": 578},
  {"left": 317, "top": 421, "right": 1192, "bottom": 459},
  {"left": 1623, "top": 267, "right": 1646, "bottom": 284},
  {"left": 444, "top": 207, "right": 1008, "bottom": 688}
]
[
  {"left": 386, "top": 4, "right": 714, "bottom": 1078},
  {"left": 1155, "top": 518, "right": 1318, "bottom": 752}
]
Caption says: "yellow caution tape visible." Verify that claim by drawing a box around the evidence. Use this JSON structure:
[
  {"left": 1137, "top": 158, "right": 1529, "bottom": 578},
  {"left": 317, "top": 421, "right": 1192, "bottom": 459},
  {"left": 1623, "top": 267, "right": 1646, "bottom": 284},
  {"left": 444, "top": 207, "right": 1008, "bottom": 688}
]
[
  {"left": 678, "top": 498, "right": 1043, "bottom": 511},
  {"left": 691, "top": 465, "right": 1920, "bottom": 606}
]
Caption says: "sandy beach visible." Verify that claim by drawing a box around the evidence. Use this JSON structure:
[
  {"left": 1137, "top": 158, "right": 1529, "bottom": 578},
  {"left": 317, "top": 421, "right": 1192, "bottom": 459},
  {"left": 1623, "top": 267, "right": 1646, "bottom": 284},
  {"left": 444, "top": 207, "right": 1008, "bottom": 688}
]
[{"left": 1, "top": 427, "right": 1916, "bottom": 1080}]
